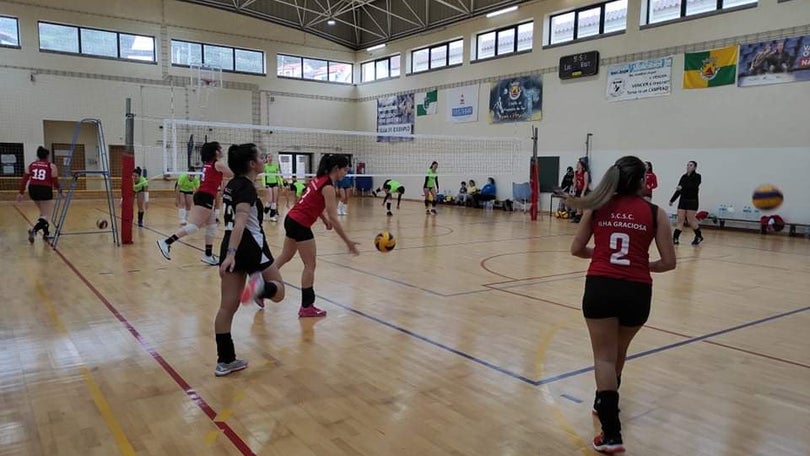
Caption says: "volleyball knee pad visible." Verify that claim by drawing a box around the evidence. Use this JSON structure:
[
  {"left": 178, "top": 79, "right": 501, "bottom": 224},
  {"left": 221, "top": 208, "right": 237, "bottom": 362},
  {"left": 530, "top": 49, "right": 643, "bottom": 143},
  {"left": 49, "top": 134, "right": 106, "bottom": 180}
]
[
  {"left": 184, "top": 223, "right": 199, "bottom": 235},
  {"left": 205, "top": 224, "right": 217, "bottom": 238}
]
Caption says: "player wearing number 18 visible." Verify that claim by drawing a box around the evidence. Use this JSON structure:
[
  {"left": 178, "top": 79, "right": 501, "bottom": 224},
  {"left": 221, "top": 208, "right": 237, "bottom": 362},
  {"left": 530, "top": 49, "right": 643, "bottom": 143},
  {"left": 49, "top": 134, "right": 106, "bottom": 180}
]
[
  {"left": 16, "top": 146, "right": 60, "bottom": 243},
  {"left": 566, "top": 156, "right": 677, "bottom": 454}
]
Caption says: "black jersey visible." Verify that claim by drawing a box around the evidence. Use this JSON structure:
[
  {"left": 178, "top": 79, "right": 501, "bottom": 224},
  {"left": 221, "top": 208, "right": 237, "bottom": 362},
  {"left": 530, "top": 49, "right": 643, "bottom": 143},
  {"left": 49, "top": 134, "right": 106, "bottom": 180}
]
[{"left": 220, "top": 176, "right": 272, "bottom": 273}]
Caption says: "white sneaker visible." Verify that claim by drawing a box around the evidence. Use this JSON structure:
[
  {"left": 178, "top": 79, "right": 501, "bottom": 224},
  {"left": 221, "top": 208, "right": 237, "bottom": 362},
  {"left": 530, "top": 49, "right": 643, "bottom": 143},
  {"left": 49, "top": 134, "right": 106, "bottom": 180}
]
[
  {"left": 156, "top": 239, "right": 171, "bottom": 260},
  {"left": 269, "top": 215, "right": 278, "bottom": 222},
  {"left": 214, "top": 359, "right": 248, "bottom": 377},
  {"left": 201, "top": 255, "right": 219, "bottom": 266}
]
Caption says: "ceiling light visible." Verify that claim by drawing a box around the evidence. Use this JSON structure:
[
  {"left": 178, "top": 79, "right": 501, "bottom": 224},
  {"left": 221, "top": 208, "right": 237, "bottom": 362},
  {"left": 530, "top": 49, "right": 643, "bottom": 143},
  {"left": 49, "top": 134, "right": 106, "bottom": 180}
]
[
  {"left": 486, "top": 5, "right": 518, "bottom": 18},
  {"left": 327, "top": 19, "right": 336, "bottom": 25},
  {"left": 366, "top": 43, "right": 386, "bottom": 51}
]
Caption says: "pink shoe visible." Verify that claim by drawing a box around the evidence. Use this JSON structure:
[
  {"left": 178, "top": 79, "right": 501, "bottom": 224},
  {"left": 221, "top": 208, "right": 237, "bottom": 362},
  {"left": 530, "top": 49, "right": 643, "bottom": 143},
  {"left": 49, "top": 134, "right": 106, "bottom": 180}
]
[
  {"left": 298, "top": 305, "right": 327, "bottom": 318},
  {"left": 240, "top": 272, "right": 264, "bottom": 304}
]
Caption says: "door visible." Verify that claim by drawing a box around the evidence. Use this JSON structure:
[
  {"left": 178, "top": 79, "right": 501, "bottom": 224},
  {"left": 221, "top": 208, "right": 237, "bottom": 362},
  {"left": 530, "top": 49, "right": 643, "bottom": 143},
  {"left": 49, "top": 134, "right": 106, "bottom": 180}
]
[
  {"left": 108, "top": 145, "right": 126, "bottom": 190},
  {"left": 52, "top": 143, "right": 86, "bottom": 190},
  {"left": 278, "top": 152, "right": 312, "bottom": 180}
]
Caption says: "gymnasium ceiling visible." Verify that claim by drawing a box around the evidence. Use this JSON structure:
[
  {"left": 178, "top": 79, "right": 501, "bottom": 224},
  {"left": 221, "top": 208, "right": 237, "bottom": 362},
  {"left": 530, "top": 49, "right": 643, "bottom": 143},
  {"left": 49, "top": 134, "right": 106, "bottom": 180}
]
[{"left": 180, "top": 0, "right": 535, "bottom": 50}]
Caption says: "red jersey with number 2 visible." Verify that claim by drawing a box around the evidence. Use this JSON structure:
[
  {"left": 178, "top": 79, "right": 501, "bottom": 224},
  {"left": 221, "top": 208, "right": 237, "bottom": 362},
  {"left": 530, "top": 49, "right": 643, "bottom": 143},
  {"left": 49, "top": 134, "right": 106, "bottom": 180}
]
[
  {"left": 587, "top": 195, "right": 657, "bottom": 285},
  {"left": 28, "top": 160, "right": 54, "bottom": 187},
  {"left": 198, "top": 160, "right": 223, "bottom": 197}
]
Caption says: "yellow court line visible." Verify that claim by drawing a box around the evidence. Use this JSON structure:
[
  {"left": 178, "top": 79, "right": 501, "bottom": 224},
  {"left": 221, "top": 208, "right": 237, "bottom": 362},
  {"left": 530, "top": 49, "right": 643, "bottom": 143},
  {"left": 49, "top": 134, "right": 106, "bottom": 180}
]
[
  {"left": 535, "top": 318, "right": 592, "bottom": 456},
  {"left": 35, "top": 282, "right": 137, "bottom": 456}
]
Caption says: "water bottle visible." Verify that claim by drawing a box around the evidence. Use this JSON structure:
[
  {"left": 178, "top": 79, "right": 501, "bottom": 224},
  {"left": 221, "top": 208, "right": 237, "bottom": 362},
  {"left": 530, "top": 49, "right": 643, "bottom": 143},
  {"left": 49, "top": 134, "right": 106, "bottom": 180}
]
[
  {"left": 742, "top": 205, "right": 752, "bottom": 220},
  {"left": 718, "top": 204, "right": 727, "bottom": 218}
]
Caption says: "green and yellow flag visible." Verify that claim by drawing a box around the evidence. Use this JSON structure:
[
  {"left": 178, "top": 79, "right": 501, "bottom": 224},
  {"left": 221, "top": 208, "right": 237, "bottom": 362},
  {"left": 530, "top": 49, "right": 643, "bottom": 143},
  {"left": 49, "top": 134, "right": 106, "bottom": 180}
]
[{"left": 683, "top": 45, "right": 738, "bottom": 89}]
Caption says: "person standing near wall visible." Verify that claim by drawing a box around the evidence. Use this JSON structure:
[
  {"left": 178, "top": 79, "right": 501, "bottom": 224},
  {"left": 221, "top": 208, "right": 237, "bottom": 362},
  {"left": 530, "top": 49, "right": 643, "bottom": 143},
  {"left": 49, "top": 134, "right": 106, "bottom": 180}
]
[{"left": 669, "top": 160, "right": 703, "bottom": 245}]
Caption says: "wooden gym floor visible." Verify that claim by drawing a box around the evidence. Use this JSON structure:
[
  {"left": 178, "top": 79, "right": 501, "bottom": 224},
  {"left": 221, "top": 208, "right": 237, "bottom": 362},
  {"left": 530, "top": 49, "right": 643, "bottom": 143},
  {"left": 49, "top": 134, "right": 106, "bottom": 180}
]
[{"left": 2, "top": 197, "right": 809, "bottom": 455}]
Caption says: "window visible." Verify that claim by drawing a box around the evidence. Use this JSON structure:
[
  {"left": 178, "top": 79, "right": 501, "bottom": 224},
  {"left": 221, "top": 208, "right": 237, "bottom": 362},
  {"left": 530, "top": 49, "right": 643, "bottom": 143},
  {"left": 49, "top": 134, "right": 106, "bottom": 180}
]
[
  {"left": 360, "top": 54, "right": 399, "bottom": 82},
  {"left": 0, "top": 16, "right": 20, "bottom": 48},
  {"left": 476, "top": 22, "right": 532, "bottom": 60},
  {"left": 278, "top": 53, "right": 353, "bottom": 84},
  {"left": 647, "top": 0, "right": 757, "bottom": 25},
  {"left": 39, "top": 22, "right": 78, "bottom": 53},
  {"left": 171, "top": 39, "right": 264, "bottom": 74},
  {"left": 549, "top": 1, "right": 626, "bottom": 45},
  {"left": 38, "top": 22, "right": 156, "bottom": 63},
  {"left": 412, "top": 39, "right": 463, "bottom": 73}
]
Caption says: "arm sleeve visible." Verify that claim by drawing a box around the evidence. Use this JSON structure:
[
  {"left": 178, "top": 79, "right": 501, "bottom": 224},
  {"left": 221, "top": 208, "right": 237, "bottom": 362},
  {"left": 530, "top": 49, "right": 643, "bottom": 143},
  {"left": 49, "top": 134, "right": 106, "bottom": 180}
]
[
  {"left": 669, "top": 175, "right": 685, "bottom": 203},
  {"left": 423, "top": 176, "right": 429, "bottom": 188}
]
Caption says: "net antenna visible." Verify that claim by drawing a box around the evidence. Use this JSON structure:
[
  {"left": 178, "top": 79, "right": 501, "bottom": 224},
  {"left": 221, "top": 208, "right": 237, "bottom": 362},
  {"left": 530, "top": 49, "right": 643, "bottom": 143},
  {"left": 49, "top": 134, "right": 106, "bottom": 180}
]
[{"left": 190, "top": 63, "right": 222, "bottom": 110}]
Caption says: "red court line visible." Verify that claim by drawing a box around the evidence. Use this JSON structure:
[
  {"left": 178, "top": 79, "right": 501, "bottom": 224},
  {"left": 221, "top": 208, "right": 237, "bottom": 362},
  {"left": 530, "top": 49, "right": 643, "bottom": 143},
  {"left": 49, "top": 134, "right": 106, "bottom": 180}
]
[{"left": 14, "top": 206, "right": 256, "bottom": 456}]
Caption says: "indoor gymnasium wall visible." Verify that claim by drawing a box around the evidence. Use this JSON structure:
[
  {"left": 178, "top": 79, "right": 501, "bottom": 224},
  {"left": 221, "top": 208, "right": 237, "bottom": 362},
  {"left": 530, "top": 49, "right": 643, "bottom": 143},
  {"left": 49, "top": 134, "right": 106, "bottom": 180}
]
[
  {"left": 354, "top": 0, "right": 810, "bottom": 221},
  {"left": 0, "top": 0, "right": 358, "bottom": 182}
]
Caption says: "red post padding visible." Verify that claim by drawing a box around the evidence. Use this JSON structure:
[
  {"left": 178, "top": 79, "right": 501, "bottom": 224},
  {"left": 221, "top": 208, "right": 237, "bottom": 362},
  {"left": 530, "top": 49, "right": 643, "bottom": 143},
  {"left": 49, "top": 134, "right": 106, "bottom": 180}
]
[
  {"left": 121, "top": 153, "right": 134, "bottom": 244},
  {"left": 530, "top": 157, "right": 539, "bottom": 221}
]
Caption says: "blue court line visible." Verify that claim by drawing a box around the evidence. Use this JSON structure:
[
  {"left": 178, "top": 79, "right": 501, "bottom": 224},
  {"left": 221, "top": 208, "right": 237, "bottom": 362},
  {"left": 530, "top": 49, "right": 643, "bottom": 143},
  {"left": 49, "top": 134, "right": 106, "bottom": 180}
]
[
  {"left": 103, "top": 208, "right": 810, "bottom": 388},
  {"left": 560, "top": 394, "right": 583, "bottom": 404},
  {"left": 533, "top": 304, "right": 810, "bottom": 386}
]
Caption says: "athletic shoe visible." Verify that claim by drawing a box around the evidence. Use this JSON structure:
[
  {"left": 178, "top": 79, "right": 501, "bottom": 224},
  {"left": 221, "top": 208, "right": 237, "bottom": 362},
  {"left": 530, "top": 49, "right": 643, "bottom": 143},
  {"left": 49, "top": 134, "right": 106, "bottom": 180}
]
[
  {"left": 386, "top": 211, "right": 393, "bottom": 217},
  {"left": 28, "top": 229, "right": 34, "bottom": 244},
  {"left": 592, "top": 433, "right": 625, "bottom": 454},
  {"left": 673, "top": 238, "right": 680, "bottom": 245},
  {"left": 298, "top": 305, "right": 327, "bottom": 318},
  {"left": 201, "top": 255, "right": 219, "bottom": 266},
  {"left": 240, "top": 272, "right": 264, "bottom": 304},
  {"left": 156, "top": 239, "right": 171, "bottom": 260},
  {"left": 214, "top": 359, "right": 248, "bottom": 377},
  {"left": 254, "top": 298, "right": 265, "bottom": 309},
  {"left": 269, "top": 215, "right": 278, "bottom": 222},
  {"left": 426, "top": 209, "right": 431, "bottom": 215},
  {"left": 371, "top": 190, "right": 378, "bottom": 197},
  {"left": 138, "top": 222, "right": 143, "bottom": 227},
  {"left": 691, "top": 235, "right": 703, "bottom": 246},
  {"left": 430, "top": 209, "right": 437, "bottom": 215}
]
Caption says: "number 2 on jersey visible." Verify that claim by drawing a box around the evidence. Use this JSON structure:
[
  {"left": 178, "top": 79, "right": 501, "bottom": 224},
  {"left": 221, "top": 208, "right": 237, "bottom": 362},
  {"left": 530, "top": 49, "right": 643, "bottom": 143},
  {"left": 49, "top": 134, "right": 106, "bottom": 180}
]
[{"left": 609, "top": 232, "right": 630, "bottom": 266}]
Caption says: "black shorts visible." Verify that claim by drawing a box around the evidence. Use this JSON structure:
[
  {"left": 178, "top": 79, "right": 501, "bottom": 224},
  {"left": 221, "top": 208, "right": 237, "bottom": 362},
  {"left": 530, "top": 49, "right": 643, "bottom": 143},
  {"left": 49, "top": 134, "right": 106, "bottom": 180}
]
[
  {"left": 582, "top": 276, "right": 652, "bottom": 327},
  {"left": 678, "top": 198, "right": 699, "bottom": 211},
  {"left": 219, "top": 232, "right": 274, "bottom": 274},
  {"left": 28, "top": 185, "right": 53, "bottom": 201},
  {"left": 193, "top": 191, "right": 215, "bottom": 209},
  {"left": 284, "top": 215, "right": 314, "bottom": 242},
  {"left": 180, "top": 190, "right": 194, "bottom": 195},
  {"left": 265, "top": 182, "right": 279, "bottom": 188}
]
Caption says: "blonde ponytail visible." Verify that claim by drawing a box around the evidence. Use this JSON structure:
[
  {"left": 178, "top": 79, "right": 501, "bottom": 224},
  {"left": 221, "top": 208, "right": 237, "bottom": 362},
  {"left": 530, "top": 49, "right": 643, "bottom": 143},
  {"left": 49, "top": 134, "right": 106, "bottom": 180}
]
[{"left": 566, "top": 165, "right": 621, "bottom": 211}]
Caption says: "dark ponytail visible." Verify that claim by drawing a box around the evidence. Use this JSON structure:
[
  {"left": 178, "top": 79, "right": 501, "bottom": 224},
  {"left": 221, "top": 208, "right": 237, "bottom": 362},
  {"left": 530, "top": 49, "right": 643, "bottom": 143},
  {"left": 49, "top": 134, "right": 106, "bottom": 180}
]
[
  {"left": 567, "top": 156, "right": 646, "bottom": 210},
  {"left": 200, "top": 141, "right": 221, "bottom": 163},
  {"left": 316, "top": 154, "right": 349, "bottom": 177},
  {"left": 133, "top": 167, "right": 142, "bottom": 176},
  {"left": 36, "top": 146, "right": 50, "bottom": 160}
]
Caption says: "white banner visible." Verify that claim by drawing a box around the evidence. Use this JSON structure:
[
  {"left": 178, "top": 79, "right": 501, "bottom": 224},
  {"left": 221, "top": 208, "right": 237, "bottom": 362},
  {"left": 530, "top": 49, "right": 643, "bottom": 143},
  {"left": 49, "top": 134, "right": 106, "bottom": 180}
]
[
  {"left": 445, "top": 84, "right": 479, "bottom": 123},
  {"left": 606, "top": 56, "right": 673, "bottom": 102}
]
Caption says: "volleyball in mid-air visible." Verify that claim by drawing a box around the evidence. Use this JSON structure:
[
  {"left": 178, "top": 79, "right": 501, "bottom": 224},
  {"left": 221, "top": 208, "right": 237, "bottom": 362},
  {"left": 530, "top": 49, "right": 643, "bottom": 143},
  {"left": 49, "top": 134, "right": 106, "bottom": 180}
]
[
  {"left": 96, "top": 218, "right": 109, "bottom": 229},
  {"left": 751, "top": 184, "right": 784, "bottom": 211},
  {"left": 374, "top": 231, "right": 396, "bottom": 252}
]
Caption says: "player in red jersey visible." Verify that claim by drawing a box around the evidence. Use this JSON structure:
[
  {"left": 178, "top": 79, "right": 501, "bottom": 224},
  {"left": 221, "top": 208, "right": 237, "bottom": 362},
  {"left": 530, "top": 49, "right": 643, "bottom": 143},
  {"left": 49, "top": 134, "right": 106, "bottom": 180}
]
[
  {"left": 642, "top": 161, "right": 658, "bottom": 202},
  {"left": 17, "top": 146, "right": 60, "bottom": 243},
  {"left": 566, "top": 156, "right": 676, "bottom": 454},
  {"left": 273, "top": 154, "right": 360, "bottom": 318},
  {"left": 571, "top": 158, "right": 591, "bottom": 223},
  {"left": 157, "top": 142, "right": 233, "bottom": 265}
]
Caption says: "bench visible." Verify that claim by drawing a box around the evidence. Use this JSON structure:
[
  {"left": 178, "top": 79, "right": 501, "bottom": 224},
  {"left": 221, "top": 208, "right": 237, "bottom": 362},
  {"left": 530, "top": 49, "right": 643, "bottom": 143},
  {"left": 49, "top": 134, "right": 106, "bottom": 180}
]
[{"left": 707, "top": 216, "right": 809, "bottom": 237}]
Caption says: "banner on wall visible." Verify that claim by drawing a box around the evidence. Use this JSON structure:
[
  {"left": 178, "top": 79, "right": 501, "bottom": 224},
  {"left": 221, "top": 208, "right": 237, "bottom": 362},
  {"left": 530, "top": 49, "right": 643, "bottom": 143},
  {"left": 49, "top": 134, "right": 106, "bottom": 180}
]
[
  {"left": 488, "top": 76, "right": 542, "bottom": 123},
  {"left": 416, "top": 89, "right": 437, "bottom": 116},
  {"left": 683, "top": 45, "right": 738, "bottom": 89},
  {"left": 445, "top": 84, "right": 479, "bottom": 123},
  {"left": 377, "top": 93, "right": 414, "bottom": 142},
  {"left": 738, "top": 35, "right": 810, "bottom": 87},
  {"left": 606, "top": 56, "right": 673, "bottom": 102}
]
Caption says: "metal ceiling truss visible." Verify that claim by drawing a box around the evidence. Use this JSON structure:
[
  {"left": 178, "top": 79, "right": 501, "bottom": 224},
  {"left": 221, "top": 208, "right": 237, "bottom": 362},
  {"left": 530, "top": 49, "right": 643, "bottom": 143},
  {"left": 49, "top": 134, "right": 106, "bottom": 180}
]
[{"left": 180, "top": 0, "right": 533, "bottom": 50}]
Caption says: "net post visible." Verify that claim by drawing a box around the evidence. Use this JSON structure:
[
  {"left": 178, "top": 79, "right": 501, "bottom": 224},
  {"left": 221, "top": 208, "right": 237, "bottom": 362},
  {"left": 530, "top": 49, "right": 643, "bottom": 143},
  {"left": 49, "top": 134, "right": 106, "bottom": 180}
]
[
  {"left": 530, "top": 126, "right": 540, "bottom": 221},
  {"left": 121, "top": 98, "right": 135, "bottom": 244}
]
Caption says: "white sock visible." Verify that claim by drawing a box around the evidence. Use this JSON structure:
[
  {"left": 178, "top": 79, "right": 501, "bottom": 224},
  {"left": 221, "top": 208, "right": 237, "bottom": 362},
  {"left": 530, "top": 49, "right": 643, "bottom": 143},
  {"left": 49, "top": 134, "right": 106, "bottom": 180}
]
[
  {"left": 270, "top": 202, "right": 277, "bottom": 210},
  {"left": 179, "top": 208, "right": 186, "bottom": 222},
  {"left": 215, "top": 209, "right": 220, "bottom": 219}
]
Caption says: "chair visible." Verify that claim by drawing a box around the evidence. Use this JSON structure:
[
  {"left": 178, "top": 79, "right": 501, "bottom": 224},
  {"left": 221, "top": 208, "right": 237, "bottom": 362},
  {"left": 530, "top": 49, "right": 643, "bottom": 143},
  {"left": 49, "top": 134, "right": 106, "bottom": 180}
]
[{"left": 512, "top": 182, "right": 532, "bottom": 212}]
